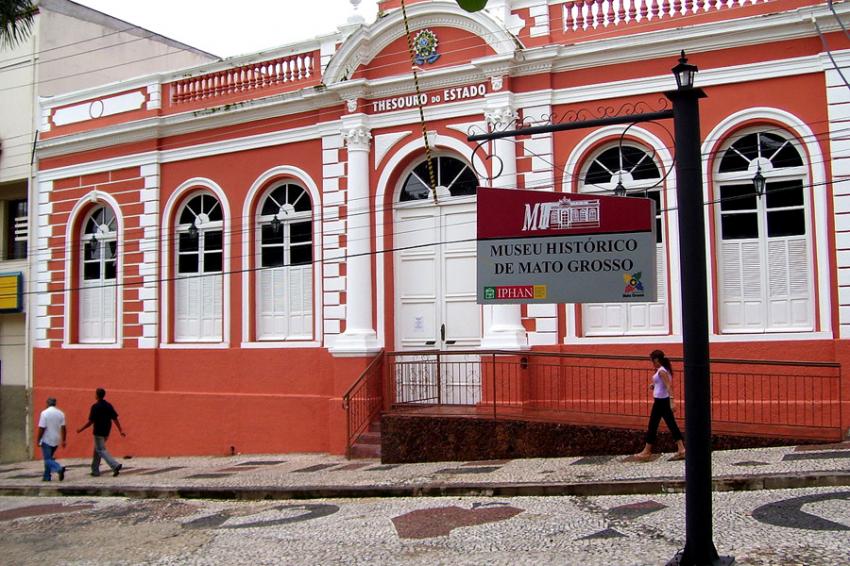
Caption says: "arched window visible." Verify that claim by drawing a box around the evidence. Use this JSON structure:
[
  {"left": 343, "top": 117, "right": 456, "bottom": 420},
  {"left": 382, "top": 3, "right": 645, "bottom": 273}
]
[
  {"left": 714, "top": 130, "right": 813, "bottom": 332},
  {"left": 256, "top": 183, "right": 313, "bottom": 340},
  {"left": 580, "top": 143, "right": 669, "bottom": 336},
  {"left": 175, "top": 193, "right": 223, "bottom": 342},
  {"left": 399, "top": 155, "right": 477, "bottom": 201},
  {"left": 79, "top": 205, "right": 117, "bottom": 343}
]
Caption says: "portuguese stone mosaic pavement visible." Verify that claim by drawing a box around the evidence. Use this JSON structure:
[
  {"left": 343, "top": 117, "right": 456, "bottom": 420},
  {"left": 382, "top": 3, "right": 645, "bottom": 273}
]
[{"left": 0, "top": 442, "right": 847, "bottom": 564}]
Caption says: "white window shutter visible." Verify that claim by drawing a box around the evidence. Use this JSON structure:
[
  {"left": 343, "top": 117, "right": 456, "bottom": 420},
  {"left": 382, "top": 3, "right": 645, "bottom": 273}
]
[
  {"left": 287, "top": 266, "right": 312, "bottom": 338},
  {"left": 787, "top": 238, "right": 812, "bottom": 328},
  {"left": 175, "top": 273, "right": 222, "bottom": 342},
  {"left": 201, "top": 273, "right": 222, "bottom": 341},
  {"left": 766, "top": 237, "right": 812, "bottom": 331},
  {"left": 79, "top": 284, "right": 98, "bottom": 342},
  {"left": 720, "top": 240, "right": 765, "bottom": 332},
  {"left": 258, "top": 268, "right": 274, "bottom": 338},
  {"left": 102, "top": 285, "right": 116, "bottom": 342},
  {"left": 581, "top": 303, "right": 625, "bottom": 336},
  {"left": 258, "top": 266, "right": 289, "bottom": 340},
  {"left": 257, "top": 264, "right": 313, "bottom": 341},
  {"left": 581, "top": 247, "right": 667, "bottom": 336}
]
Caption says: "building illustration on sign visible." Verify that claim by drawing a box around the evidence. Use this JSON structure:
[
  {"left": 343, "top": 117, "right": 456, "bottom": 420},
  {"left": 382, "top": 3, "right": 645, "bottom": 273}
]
[
  {"left": 523, "top": 198, "right": 601, "bottom": 231},
  {"left": 547, "top": 198, "right": 601, "bottom": 230}
]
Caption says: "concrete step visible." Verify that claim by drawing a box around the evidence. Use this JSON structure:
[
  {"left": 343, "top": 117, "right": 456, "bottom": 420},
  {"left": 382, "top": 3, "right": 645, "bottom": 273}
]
[
  {"left": 356, "top": 431, "right": 381, "bottom": 445},
  {"left": 349, "top": 442, "right": 381, "bottom": 459}
]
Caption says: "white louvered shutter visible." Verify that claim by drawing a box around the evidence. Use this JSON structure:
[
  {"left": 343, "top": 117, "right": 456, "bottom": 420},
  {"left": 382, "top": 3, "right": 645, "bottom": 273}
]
[
  {"left": 766, "top": 237, "right": 812, "bottom": 330},
  {"left": 175, "top": 277, "right": 195, "bottom": 341},
  {"left": 101, "top": 285, "right": 116, "bottom": 342},
  {"left": 79, "top": 283, "right": 100, "bottom": 342},
  {"left": 287, "top": 265, "right": 312, "bottom": 338},
  {"left": 200, "top": 273, "right": 222, "bottom": 340},
  {"left": 720, "top": 240, "right": 764, "bottom": 332},
  {"left": 258, "top": 267, "right": 288, "bottom": 339}
]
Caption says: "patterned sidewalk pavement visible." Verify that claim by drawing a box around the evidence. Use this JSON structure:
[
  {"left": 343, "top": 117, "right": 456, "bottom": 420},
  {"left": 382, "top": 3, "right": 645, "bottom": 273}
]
[{"left": 1, "top": 441, "right": 848, "bottom": 500}]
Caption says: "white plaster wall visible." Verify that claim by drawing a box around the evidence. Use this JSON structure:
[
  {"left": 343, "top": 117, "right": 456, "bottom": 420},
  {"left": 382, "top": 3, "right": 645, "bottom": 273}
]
[{"left": 0, "top": 22, "right": 39, "bottom": 184}]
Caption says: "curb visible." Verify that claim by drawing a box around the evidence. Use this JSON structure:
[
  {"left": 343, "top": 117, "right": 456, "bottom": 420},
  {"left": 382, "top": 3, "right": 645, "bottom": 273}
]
[{"left": 1, "top": 471, "right": 848, "bottom": 501}]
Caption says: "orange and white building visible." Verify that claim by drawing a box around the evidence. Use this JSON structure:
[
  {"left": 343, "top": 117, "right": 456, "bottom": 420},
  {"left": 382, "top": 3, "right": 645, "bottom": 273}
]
[{"left": 32, "top": 0, "right": 850, "bottom": 457}]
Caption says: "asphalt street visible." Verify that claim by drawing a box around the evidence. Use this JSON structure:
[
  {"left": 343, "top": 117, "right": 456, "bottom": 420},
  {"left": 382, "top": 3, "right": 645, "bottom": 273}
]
[{"left": 1, "top": 488, "right": 848, "bottom": 565}]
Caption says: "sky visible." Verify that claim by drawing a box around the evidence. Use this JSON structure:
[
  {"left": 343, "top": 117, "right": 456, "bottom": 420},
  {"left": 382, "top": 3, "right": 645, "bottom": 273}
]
[{"left": 75, "top": 0, "right": 381, "bottom": 58}]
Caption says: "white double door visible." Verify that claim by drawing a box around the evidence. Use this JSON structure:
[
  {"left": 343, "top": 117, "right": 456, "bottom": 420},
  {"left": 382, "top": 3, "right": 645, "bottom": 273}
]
[{"left": 393, "top": 197, "right": 481, "bottom": 404}]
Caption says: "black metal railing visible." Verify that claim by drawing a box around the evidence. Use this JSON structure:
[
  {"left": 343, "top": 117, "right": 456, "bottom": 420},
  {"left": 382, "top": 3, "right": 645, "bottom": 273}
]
[
  {"left": 342, "top": 350, "right": 385, "bottom": 457},
  {"left": 384, "top": 350, "right": 843, "bottom": 440}
]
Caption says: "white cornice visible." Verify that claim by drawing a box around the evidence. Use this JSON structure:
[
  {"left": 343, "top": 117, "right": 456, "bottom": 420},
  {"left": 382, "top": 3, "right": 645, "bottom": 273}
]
[
  {"left": 37, "top": 2, "right": 847, "bottom": 161},
  {"left": 31, "top": 44, "right": 836, "bottom": 184},
  {"left": 36, "top": 52, "right": 827, "bottom": 172},
  {"left": 37, "top": 85, "right": 339, "bottom": 159},
  {"left": 550, "top": 53, "right": 824, "bottom": 106}
]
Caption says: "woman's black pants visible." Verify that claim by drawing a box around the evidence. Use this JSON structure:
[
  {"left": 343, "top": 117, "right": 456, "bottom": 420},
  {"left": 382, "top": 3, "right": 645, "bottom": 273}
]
[{"left": 645, "top": 397, "right": 684, "bottom": 444}]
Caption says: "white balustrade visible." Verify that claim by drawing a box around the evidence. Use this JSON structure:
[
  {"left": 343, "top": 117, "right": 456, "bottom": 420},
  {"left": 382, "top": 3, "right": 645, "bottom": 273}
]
[
  {"left": 170, "top": 52, "right": 318, "bottom": 104},
  {"left": 563, "top": 0, "right": 766, "bottom": 33}
]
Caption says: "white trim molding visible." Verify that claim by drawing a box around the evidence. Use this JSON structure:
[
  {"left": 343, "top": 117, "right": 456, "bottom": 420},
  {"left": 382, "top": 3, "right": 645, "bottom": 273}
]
[
  {"left": 62, "top": 191, "right": 125, "bottom": 348},
  {"left": 240, "top": 165, "right": 324, "bottom": 347},
  {"left": 561, "top": 125, "right": 680, "bottom": 342},
  {"left": 701, "top": 107, "right": 832, "bottom": 338},
  {"left": 160, "top": 177, "right": 232, "bottom": 346}
]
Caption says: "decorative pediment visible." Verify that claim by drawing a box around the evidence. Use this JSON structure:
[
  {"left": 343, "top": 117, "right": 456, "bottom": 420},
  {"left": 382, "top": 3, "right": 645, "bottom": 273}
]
[{"left": 323, "top": 0, "right": 519, "bottom": 86}]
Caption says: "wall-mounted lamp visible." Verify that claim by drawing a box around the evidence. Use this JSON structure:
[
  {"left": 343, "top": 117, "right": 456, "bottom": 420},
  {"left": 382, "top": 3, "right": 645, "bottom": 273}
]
[
  {"left": 752, "top": 165, "right": 766, "bottom": 198},
  {"left": 613, "top": 180, "right": 627, "bottom": 197}
]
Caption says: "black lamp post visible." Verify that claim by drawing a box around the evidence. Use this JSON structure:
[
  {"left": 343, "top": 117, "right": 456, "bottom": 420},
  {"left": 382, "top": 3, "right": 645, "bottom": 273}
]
[
  {"left": 665, "top": 52, "right": 733, "bottom": 566},
  {"left": 466, "top": 50, "right": 734, "bottom": 566}
]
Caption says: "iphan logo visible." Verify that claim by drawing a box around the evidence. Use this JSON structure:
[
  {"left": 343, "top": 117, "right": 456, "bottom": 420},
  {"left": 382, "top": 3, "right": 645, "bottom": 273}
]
[{"left": 623, "top": 272, "right": 645, "bottom": 298}]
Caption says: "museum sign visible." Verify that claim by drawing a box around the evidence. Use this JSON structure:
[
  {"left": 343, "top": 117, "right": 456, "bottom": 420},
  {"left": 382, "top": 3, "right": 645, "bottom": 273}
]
[{"left": 477, "top": 188, "right": 657, "bottom": 304}]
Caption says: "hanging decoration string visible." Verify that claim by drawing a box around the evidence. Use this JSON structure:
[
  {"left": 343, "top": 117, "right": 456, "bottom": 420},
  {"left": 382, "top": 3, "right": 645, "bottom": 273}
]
[{"left": 400, "top": 0, "right": 438, "bottom": 204}]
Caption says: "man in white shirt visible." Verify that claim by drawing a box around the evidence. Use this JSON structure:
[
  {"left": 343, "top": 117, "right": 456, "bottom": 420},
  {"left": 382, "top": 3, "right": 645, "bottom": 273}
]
[{"left": 37, "top": 397, "right": 66, "bottom": 482}]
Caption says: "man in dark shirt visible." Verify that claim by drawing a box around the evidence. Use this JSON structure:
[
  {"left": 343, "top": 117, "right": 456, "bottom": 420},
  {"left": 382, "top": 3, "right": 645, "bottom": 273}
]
[{"left": 77, "top": 388, "right": 126, "bottom": 477}]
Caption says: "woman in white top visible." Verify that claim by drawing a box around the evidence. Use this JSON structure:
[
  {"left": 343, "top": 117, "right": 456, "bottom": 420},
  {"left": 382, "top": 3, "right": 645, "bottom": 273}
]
[{"left": 634, "top": 349, "right": 686, "bottom": 461}]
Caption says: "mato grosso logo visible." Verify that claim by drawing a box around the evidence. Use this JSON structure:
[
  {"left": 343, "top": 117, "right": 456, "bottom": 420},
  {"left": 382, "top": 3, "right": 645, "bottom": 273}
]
[
  {"left": 623, "top": 272, "right": 645, "bottom": 298},
  {"left": 521, "top": 197, "right": 601, "bottom": 232}
]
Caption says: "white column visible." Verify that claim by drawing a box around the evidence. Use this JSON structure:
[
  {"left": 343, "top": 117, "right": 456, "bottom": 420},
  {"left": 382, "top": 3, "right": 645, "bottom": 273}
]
[
  {"left": 481, "top": 99, "right": 528, "bottom": 350},
  {"left": 331, "top": 118, "right": 380, "bottom": 355}
]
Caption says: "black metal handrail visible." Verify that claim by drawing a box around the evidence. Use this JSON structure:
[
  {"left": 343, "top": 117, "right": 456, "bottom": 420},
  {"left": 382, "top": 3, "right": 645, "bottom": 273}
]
[
  {"left": 342, "top": 350, "right": 385, "bottom": 457},
  {"left": 386, "top": 349, "right": 841, "bottom": 368}
]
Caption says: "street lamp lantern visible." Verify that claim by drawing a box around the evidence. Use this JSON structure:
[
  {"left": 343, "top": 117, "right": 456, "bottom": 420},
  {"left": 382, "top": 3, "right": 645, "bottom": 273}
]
[
  {"left": 613, "top": 179, "right": 627, "bottom": 197},
  {"left": 270, "top": 213, "right": 282, "bottom": 235},
  {"left": 752, "top": 165, "right": 767, "bottom": 198},
  {"left": 672, "top": 50, "right": 698, "bottom": 90}
]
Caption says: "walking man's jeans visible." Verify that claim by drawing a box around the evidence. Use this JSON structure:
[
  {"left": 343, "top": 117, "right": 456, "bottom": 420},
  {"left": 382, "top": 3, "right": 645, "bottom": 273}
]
[
  {"left": 40, "top": 443, "right": 62, "bottom": 481},
  {"left": 91, "top": 435, "right": 119, "bottom": 475}
]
